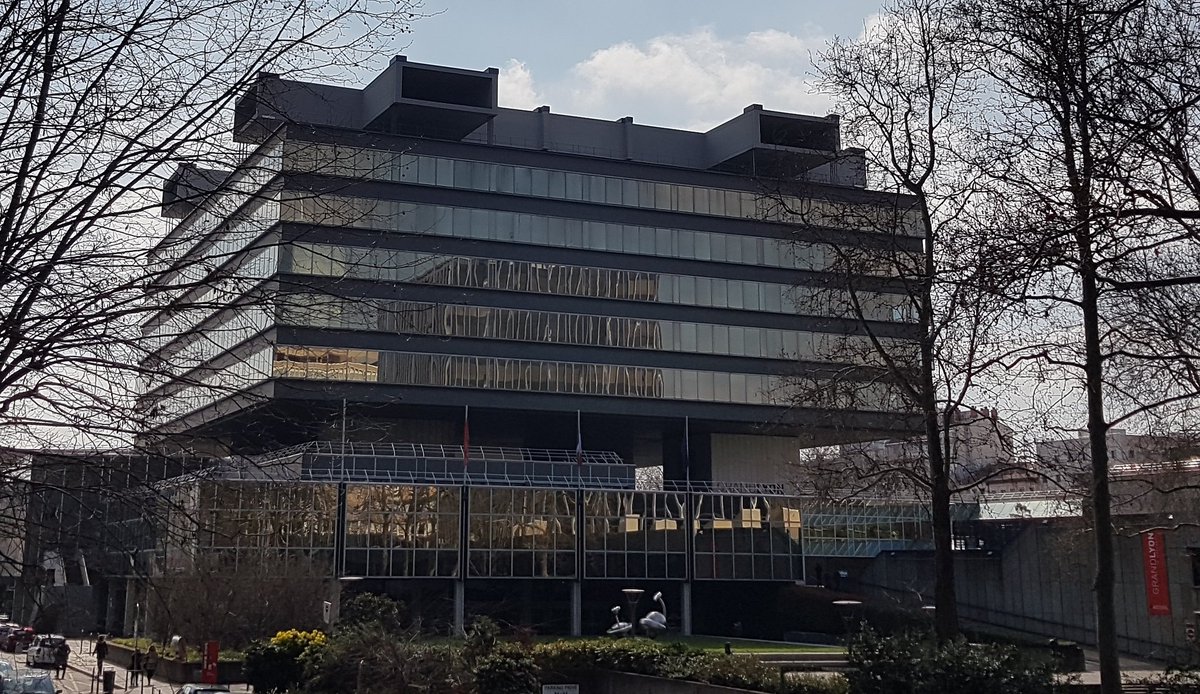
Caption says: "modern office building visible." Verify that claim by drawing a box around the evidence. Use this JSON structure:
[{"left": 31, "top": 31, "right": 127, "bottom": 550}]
[
  {"left": 143, "top": 56, "right": 922, "bottom": 472},
  {"left": 130, "top": 57, "right": 929, "bottom": 636}
]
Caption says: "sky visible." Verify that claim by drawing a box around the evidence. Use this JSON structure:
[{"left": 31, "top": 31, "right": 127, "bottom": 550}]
[{"left": 392, "top": 1, "right": 885, "bottom": 132}]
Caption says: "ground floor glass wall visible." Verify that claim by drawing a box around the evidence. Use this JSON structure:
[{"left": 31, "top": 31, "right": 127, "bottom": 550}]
[{"left": 174, "top": 480, "right": 932, "bottom": 582}]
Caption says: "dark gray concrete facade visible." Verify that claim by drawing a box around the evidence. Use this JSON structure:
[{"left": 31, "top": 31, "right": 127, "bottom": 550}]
[{"left": 862, "top": 520, "right": 1200, "bottom": 662}]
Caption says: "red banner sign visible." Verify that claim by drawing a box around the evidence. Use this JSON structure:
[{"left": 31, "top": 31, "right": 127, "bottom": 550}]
[
  {"left": 201, "top": 641, "right": 220, "bottom": 684},
  {"left": 1141, "top": 531, "right": 1171, "bottom": 617}
]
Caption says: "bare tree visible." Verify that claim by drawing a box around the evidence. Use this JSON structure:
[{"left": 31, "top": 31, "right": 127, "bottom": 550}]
[
  {"left": 0, "top": 0, "right": 422, "bottom": 449},
  {"left": 0, "top": 0, "right": 423, "bottom": 629},
  {"left": 783, "top": 0, "right": 1019, "bottom": 641},
  {"left": 961, "top": 0, "right": 1200, "bottom": 690}
]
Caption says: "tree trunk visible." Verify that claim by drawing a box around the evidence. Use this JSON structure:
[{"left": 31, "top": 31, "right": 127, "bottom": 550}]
[
  {"left": 1081, "top": 267, "right": 1120, "bottom": 693},
  {"left": 918, "top": 198, "right": 958, "bottom": 641}
]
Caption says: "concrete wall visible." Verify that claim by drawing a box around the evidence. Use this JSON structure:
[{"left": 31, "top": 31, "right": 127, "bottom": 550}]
[
  {"left": 710, "top": 434, "right": 795, "bottom": 486},
  {"left": 548, "top": 670, "right": 765, "bottom": 694},
  {"left": 862, "top": 522, "right": 1200, "bottom": 662}
]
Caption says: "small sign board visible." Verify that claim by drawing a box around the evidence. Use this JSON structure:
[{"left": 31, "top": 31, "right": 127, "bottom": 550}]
[
  {"left": 542, "top": 685, "right": 579, "bottom": 694},
  {"left": 322, "top": 601, "right": 333, "bottom": 624}
]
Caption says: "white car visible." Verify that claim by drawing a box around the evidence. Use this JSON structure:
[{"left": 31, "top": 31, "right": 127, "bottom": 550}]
[{"left": 23, "top": 635, "right": 66, "bottom": 669}]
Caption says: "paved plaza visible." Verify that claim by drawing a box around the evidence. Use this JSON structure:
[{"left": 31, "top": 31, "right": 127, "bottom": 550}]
[{"left": 0, "top": 641, "right": 249, "bottom": 694}]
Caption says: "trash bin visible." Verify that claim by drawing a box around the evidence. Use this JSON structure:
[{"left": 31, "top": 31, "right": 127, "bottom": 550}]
[
  {"left": 102, "top": 669, "right": 116, "bottom": 694},
  {"left": 1047, "top": 639, "right": 1085, "bottom": 672}
]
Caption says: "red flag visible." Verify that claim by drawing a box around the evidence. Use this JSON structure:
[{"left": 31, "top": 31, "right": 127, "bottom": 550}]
[{"left": 1142, "top": 531, "right": 1171, "bottom": 616}]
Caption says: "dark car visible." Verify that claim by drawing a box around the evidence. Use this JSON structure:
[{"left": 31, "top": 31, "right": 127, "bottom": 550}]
[{"left": 3, "top": 628, "right": 35, "bottom": 653}]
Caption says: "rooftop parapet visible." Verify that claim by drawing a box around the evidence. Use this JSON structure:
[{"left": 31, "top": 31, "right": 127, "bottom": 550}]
[{"left": 229, "top": 57, "right": 866, "bottom": 186}]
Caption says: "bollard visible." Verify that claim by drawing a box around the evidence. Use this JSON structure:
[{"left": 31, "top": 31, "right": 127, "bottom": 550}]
[{"left": 102, "top": 669, "right": 116, "bottom": 694}]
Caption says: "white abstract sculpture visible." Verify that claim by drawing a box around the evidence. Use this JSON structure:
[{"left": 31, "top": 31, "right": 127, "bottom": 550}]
[{"left": 639, "top": 591, "right": 668, "bottom": 637}]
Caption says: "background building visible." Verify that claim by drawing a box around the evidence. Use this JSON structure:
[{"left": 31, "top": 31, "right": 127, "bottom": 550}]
[
  {"left": 836, "top": 406, "right": 1015, "bottom": 492},
  {"left": 1035, "top": 429, "right": 1197, "bottom": 491}
]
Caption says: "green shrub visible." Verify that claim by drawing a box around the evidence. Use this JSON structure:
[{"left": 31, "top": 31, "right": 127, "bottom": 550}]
[
  {"left": 464, "top": 617, "right": 501, "bottom": 666},
  {"left": 303, "top": 623, "right": 467, "bottom": 694},
  {"left": 338, "top": 593, "right": 408, "bottom": 634},
  {"left": 472, "top": 644, "right": 539, "bottom": 694},
  {"left": 534, "top": 637, "right": 850, "bottom": 694},
  {"left": 676, "top": 652, "right": 778, "bottom": 690},
  {"left": 533, "top": 638, "right": 688, "bottom": 677},
  {"left": 1130, "top": 667, "right": 1200, "bottom": 693},
  {"left": 846, "top": 628, "right": 1057, "bottom": 694},
  {"left": 780, "top": 673, "right": 850, "bottom": 694}
]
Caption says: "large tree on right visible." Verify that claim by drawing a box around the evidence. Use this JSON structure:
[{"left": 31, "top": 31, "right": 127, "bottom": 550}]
[
  {"left": 819, "top": 1, "right": 1200, "bottom": 691},
  {"left": 961, "top": 1, "right": 1200, "bottom": 692}
]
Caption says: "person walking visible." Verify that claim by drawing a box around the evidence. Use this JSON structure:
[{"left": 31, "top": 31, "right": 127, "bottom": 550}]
[
  {"left": 130, "top": 648, "right": 143, "bottom": 686},
  {"left": 53, "top": 639, "right": 70, "bottom": 679},
  {"left": 93, "top": 636, "right": 108, "bottom": 680},
  {"left": 143, "top": 645, "right": 159, "bottom": 683}
]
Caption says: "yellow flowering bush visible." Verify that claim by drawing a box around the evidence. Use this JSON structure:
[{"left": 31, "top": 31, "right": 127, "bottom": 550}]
[{"left": 269, "top": 629, "right": 327, "bottom": 653}]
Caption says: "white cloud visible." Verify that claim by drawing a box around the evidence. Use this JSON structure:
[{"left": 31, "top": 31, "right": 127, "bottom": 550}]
[
  {"left": 558, "top": 28, "right": 833, "bottom": 130},
  {"left": 497, "top": 58, "right": 544, "bottom": 110}
]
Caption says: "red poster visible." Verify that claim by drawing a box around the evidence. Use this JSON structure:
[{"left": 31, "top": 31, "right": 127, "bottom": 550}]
[
  {"left": 201, "top": 641, "right": 220, "bottom": 684},
  {"left": 1141, "top": 531, "right": 1171, "bottom": 617}
]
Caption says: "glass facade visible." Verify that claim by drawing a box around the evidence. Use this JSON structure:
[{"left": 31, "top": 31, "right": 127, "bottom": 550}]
[
  {"left": 280, "top": 141, "right": 922, "bottom": 234},
  {"left": 146, "top": 344, "right": 274, "bottom": 425},
  {"left": 343, "top": 485, "right": 460, "bottom": 578},
  {"left": 693, "top": 493, "right": 805, "bottom": 580},
  {"left": 277, "top": 295, "right": 917, "bottom": 364},
  {"left": 271, "top": 345, "right": 904, "bottom": 410},
  {"left": 172, "top": 478, "right": 933, "bottom": 582},
  {"left": 278, "top": 196, "right": 909, "bottom": 278},
  {"left": 467, "top": 488, "right": 576, "bottom": 578},
  {"left": 193, "top": 481, "right": 338, "bottom": 573},
  {"left": 583, "top": 490, "right": 688, "bottom": 579},
  {"left": 279, "top": 243, "right": 912, "bottom": 323}
]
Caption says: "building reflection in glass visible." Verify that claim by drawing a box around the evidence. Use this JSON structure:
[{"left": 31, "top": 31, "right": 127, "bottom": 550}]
[
  {"left": 161, "top": 480, "right": 932, "bottom": 582},
  {"left": 343, "top": 485, "right": 460, "bottom": 578},
  {"left": 467, "top": 488, "right": 576, "bottom": 578}
]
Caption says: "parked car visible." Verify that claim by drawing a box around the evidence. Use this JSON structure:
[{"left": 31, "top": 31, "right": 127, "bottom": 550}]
[
  {"left": 24, "top": 635, "right": 65, "bottom": 669},
  {"left": 0, "top": 659, "right": 16, "bottom": 690},
  {"left": 3, "top": 628, "right": 34, "bottom": 653},
  {"left": 5, "top": 673, "right": 57, "bottom": 694},
  {"left": 174, "top": 686, "right": 229, "bottom": 694}
]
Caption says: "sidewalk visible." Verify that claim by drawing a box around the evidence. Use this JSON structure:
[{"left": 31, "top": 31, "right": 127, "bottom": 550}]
[{"left": 66, "top": 638, "right": 250, "bottom": 693}]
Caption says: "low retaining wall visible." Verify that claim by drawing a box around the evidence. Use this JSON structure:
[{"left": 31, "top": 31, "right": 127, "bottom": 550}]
[
  {"left": 106, "top": 643, "right": 244, "bottom": 684},
  {"left": 545, "top": 669, "right": 767, "bottom": 694}
]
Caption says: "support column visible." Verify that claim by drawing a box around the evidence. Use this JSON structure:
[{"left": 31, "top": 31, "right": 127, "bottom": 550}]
[
  {"left": 334, "top": 483, "right": 348, "bottom": 577},
  {"left": 573, "top": 485, "right": 585, "bottom": 636},
  {"left": 683, "top": 482, "right": 696, "bottom": 638},
  {"left": 453, "top": 581, "right": 465, "bottom": 637},
  {"left": 681, "top": 582, "right": 692, "bottom": 636},
  {"left": 571, "top": 582, "right": 582, "bottom": 636},
  {"left": 456, "top": 482, "right": 470, "bottom": 637}
]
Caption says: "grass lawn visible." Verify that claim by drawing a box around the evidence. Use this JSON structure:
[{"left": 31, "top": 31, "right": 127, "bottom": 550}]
[
  {"left": 529, "top": 634, "right": 841, "bottom": 654},
  {"left": 657, "top": 635, "right": 842, "bottom": 654}
]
